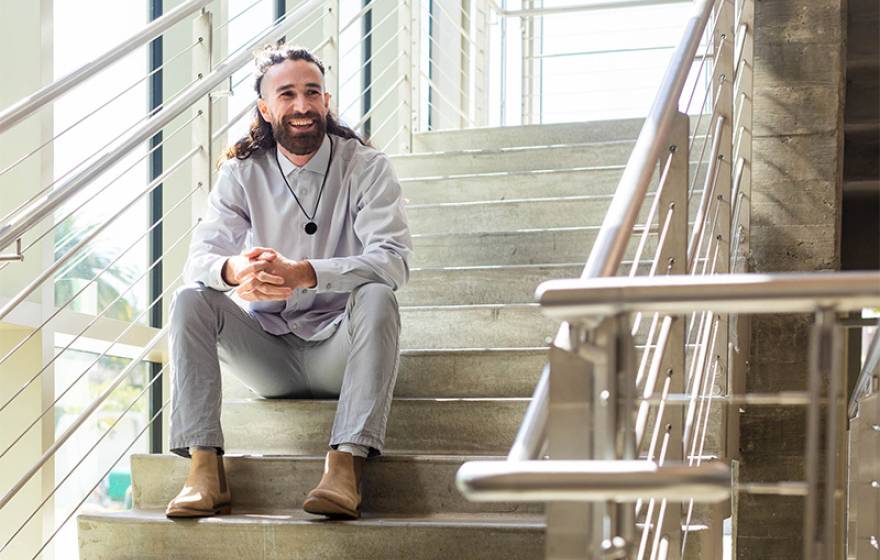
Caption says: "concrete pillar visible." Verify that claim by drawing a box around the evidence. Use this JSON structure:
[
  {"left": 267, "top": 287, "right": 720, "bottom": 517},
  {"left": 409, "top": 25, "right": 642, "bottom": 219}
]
[{"left": 735, "top": 0, "right": 846, "bottom": 557}]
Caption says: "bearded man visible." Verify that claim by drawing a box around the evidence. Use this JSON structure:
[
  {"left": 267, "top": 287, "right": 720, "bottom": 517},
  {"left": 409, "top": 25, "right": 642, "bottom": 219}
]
[{"left": 164, "top": 44, "right": 412, "bottom": 520}]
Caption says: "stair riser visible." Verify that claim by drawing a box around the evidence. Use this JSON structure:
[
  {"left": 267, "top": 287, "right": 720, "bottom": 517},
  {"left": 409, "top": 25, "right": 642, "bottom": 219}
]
[
  {"left": 221, "top": 399, "right": 528, "bottom": 455},
  {"left": 401, "top": 163, "right": 703, "bottom": 205},
  {"left": 78, "top": 516, "right": 544, "bottom": 560},
  {"left": 224, "top": 348, "right": 547, "bottom": 400},
  {"left": 406, "top": 196, "right": 651, "bottom": 235},
  {"left": 412, "top": 229, "right": 657, "bottom": 267},
  {"left": 399, "top": 265, "right": 586, "bottom": 305},
  {"left": 400, "top": 305, "right": 553, "bottom": 349},
  {"left": 131, "top": 454, "right": 541, "bottom": 516},
  {"left": 412, "top": 119, "right": 648, "bottom": 151},
  {"left": 411, "top": 118, "right": 710, "bottom": 151},
  {"left": 392, "top": 142, "right": 635, "bottom": 178}
]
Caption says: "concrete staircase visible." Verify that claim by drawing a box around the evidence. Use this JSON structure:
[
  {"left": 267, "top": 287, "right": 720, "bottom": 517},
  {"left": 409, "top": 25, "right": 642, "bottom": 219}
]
[{"left": 77, "top": 119, "right": 679, "bottom": 559}]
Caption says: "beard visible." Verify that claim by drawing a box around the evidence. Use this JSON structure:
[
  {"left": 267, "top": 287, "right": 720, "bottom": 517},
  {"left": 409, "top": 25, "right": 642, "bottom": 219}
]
[{"left": 271, "top": 111, "right": 327, "bottom": 155}]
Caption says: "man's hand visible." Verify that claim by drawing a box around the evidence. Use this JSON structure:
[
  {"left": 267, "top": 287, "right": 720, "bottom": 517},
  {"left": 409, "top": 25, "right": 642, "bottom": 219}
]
[{"left": 222, "top": 247, "right": 317, "bottom": 302}]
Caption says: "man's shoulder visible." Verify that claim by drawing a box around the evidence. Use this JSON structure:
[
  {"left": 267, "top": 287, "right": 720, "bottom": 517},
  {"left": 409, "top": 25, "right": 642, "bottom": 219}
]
[
  {"left": 217, "top": 149, "right": 272, "bottom": 181},
  {"left": 334, "top": 134, "right": 389, "bottom": 171}
]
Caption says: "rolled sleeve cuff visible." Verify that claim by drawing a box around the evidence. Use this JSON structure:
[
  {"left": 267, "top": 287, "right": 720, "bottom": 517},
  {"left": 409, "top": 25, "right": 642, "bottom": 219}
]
[
  {"left": 210, "top": 257, "right": 236, "bottom": 292},
  {"left": 305, "top": 258, "right": 343, "bottom": 293}
]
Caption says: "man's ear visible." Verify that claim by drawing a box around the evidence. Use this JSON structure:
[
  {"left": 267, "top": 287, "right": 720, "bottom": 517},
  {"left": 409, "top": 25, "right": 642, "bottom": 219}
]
[
  {"left": 257, "top": 97, "right": 271, "bottom": 122},
  {"left": 323, "top": 91, "right": 331, "bottom": 112}
]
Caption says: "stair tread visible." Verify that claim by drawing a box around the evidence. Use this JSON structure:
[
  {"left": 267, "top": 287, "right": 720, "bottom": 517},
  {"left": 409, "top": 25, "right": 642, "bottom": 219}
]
[
  {"left": 392, "top": 138, "right": 635, "bottom": 159},
  {"left": 81, "top": 508, "right": 546, "bottom": 527}
]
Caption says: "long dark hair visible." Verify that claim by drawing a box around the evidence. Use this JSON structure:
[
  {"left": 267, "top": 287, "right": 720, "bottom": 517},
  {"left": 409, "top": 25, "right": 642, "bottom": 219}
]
[{"left": 220, "top": 45, "right": 369, "bottom": 166}]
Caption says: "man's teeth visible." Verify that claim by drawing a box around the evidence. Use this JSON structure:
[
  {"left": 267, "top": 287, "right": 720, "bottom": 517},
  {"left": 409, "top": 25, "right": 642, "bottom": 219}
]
[{"left": 290, "top": 119, "right": 313, "bottom": 127}]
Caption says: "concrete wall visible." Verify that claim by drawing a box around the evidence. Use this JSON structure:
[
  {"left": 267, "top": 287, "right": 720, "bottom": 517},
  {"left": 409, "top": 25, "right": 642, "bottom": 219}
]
[{"left": 736, "top": 0, "right": 846, "bottom": 557}]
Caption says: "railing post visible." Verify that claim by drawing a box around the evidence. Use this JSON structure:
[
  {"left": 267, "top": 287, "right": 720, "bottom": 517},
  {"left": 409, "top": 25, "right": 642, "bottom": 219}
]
[
  {"left": 803, "top": 310, "right": 844, "bottom": 559},
  {"left": 520, "top": 2, "right": 540, "bottom": 124},
  {"left": 191, "top": 8, "right": 212, "bottom": 225},
  {"left": 727, "top": 0, "right": 754, "bottom": 465},
  {"left": 546, "top": 324, "right": 596, "bottom": 559},
  {"left": 459, "top": 0, "right": 472, "bottom": 128},
  {"left": 707, "top": 7, "right": 734, "bottom": 556},
  {"left": 409, "top": 0, "right": 422, "bottom": 136},
  {"left": 655, "top": 111, "right": 691, "bottom": 559},
  {"left": 322, "top": 0, "right": 339, "bottom": 105},
  {"left": 397, "top": 0, "right": 413, "bottom": 153},
  {"left": 472, "top": 0, "right": 490, "bottom": 126}
]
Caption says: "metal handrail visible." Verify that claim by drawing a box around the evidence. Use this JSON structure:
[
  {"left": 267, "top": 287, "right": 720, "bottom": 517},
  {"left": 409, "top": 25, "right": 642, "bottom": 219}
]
[
  {"left": 0, "top": 0, "right": 211, "bottom": 134},
  {"left": 457, "top": 460, "right": 730, "bottom": 502},
  {"left": 0, "top": 0, "right": 324, "bottom": 252},
  {"left": 495, "top": 0, "right": 720, "bottom": 465},
  {"left": 536, "top": 272, "right": 880, "bottom": 319}
]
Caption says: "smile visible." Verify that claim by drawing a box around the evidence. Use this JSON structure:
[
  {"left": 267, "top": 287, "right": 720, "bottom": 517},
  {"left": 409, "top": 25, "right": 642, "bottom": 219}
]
[{"left": 289, "top": 118, "right": 315, "bottom": 129}]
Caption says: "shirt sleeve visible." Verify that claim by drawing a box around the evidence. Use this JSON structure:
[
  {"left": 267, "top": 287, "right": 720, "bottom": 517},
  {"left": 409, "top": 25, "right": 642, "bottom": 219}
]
[
  {"left": 306, "top": 152, "right": 413, "bottom": 293},
  {"left": 183, "top": 163, "right": 251, "bottom": 292}
]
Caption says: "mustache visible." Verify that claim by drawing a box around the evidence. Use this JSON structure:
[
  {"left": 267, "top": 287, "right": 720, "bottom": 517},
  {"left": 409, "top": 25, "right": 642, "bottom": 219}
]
[{"left": 283, "top": 112, "right": 322, "bottom": 122}]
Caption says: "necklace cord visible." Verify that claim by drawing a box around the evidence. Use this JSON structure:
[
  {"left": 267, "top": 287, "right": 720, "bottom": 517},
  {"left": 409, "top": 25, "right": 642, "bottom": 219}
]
[{"left": 273, "top": 133, "right": 334, "bottom": 223}]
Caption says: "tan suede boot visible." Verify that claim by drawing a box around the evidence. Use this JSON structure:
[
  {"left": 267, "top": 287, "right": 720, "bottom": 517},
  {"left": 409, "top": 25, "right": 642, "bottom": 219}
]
[
  {"left": 302, "top": 450, "right": 366, "bottom": 519},
  {"left": 165, "top": 450, "right": 232, "bottom": 518}
]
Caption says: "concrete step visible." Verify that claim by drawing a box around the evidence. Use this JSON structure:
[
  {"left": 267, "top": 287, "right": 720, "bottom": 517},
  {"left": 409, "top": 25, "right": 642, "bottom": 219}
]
[
  {"left": 412, "top": 226, "right": 656, "bottom": 267},
  {"left": 406, "top": 194, "right": 651, "bottom": 235},
  {"left": 220, "top": 397, "right": 529, "bottom": 455},
  {"left": 400, "top": 263, "right": 585, "bottom": 305},
  {"left": 402, "top": 165, "right": 630, "bottom": 204},
  {"left": 391, "top": 140, "right": 636, "bottom": 178},
  {"left": 224, "top": 347, "right": 547, "bottom": 400},
  {"left": 399, "top": 303, "right": 554, "bottom": 349},
  {"left": 129, "top": 453, "right": 541, "bottom": 516},
  {"left": 78, "top": 510, "right": 545, "bottom": 560},
  {"left": 412, "top": 119, "right": 648, "bottom": 151},
  {"left": 411, "top": 117, "right": 711, "bottom": 152}
]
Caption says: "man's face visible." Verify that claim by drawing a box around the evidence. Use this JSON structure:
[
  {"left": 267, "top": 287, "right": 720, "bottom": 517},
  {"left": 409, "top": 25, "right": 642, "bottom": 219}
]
[{"left": 257, "top": 58, "right": 331, "bottom": 156}]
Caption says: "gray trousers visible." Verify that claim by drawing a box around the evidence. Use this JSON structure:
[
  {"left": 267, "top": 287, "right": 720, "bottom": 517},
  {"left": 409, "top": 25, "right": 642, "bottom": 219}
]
[{"left": 167, "top": 282, "right": 400, "bottom": 458}]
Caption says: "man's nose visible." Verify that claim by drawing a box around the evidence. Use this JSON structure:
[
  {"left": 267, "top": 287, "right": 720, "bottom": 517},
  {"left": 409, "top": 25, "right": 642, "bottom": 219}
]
[{"left": 291, "top": 95, "right": 309, "bottom": 114}]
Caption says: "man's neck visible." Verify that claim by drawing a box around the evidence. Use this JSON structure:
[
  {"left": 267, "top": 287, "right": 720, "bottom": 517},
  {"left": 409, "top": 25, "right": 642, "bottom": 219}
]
[{"left": 279, "top": 143, "right": 317, "bottom": 168}]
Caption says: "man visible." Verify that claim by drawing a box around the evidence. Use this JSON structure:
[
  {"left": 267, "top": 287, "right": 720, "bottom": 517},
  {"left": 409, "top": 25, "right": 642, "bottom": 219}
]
[{"left": 164, "top": 44, "right": 412, "bottom": 520}]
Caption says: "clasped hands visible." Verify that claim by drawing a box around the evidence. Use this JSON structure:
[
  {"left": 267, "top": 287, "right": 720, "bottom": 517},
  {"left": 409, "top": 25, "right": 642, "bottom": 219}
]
[{"left": 222, "top": 247, "right": 317, "bottom": 301}]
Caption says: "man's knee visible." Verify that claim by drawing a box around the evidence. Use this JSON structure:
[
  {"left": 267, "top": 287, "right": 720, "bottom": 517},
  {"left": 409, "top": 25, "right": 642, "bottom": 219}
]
[
  {"left": 170, "top": 284, "right": 222, "bottom": 321},
  {"left": 350, "top": 283, "right": 399, "bottom": 325}
]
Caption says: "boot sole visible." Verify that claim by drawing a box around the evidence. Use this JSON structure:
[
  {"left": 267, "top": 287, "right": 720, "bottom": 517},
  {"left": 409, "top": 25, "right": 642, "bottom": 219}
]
[
  {"left": 165, "top": 503, "right": 232, "bottom": 518},
  {"left": 302, "top": 495, "right": 360, "bottom": 519}
]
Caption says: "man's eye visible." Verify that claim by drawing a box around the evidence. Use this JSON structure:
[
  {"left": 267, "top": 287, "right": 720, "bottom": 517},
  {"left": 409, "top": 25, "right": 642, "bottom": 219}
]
[{"left": 308, "top": 91, "right": 319, "bottom": 96}]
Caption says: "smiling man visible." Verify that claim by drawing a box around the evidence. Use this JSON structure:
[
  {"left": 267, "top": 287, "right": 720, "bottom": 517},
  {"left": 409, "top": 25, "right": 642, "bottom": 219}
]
[{"left": 164, "top": 45, "right": 412, "bottom": 520}]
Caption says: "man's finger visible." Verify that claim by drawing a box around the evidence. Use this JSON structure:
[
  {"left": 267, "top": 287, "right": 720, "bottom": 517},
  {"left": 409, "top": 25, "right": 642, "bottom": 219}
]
[
  {"left": 239, "top": 259, "right": 272, "bottom": 279},
  {"left": 243, "top": 246, "right": 276, "bottom": 259},
  {"left": 254, "top": 284, "right": 292, "bottom": 298},
  {"left": 255, "top": 271, "right": 285, "bottom": 285}
]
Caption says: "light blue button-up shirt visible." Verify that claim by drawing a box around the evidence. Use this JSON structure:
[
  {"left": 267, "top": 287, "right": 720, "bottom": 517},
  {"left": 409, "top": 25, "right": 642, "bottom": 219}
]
[{"left": 183, "top": 133, "right": 413, "bottom": 341}]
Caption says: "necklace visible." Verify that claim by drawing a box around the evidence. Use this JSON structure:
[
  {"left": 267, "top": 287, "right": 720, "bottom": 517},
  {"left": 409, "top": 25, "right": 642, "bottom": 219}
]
[{"left": 273, "top": 134, "right": 333, "bottom": 235}]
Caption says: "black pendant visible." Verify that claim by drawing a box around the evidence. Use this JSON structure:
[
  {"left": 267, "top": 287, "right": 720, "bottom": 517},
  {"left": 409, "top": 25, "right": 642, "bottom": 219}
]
[{"left": 304, "top": 221, "right": 318, "bottom": 235}]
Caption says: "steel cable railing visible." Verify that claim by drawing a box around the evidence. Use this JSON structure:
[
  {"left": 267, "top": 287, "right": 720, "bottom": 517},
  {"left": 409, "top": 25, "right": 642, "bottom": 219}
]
[
  {"left": 1, "top": 361, "right": 169, "bottom": 554},
  {"left": 0, "top": 187, "right": 201, "bottom": 418},
  {"left": 0, "top": 109, "right": 202, "bottom": 279},
  {"left": 0, "top": 139, "right": 202, "bottom": 322},
  {"left": 457, "top": 0, "right": 752, "bottom": 557},
  {"left": 0, "top": 73, "right": 202, "bottom": 229},
  {"left": 0, "top": 0, "right": 325, "bottom": 252},
  {"left": 0, "top": 0, "right": 211, "bottom": 134},
  {"left": 0, "top": 6, "right": 423, "bottom": 554},
  {"left": 30, "top": 398, "right": 171, "bottom": 560},
  {"left": 0, "top": 36, "right": 203, "bottom": 184}
]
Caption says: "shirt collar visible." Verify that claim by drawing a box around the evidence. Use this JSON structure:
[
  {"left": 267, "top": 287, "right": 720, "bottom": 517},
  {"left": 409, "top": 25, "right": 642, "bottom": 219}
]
[{"left": 275, "top": 133, "right": 331, "bottom": 178}]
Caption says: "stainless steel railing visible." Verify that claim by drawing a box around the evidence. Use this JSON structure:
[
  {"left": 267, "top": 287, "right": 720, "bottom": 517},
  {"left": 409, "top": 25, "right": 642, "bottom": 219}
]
[{"left": 458, "top": 0, "right": 754, "bottom": 557}]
